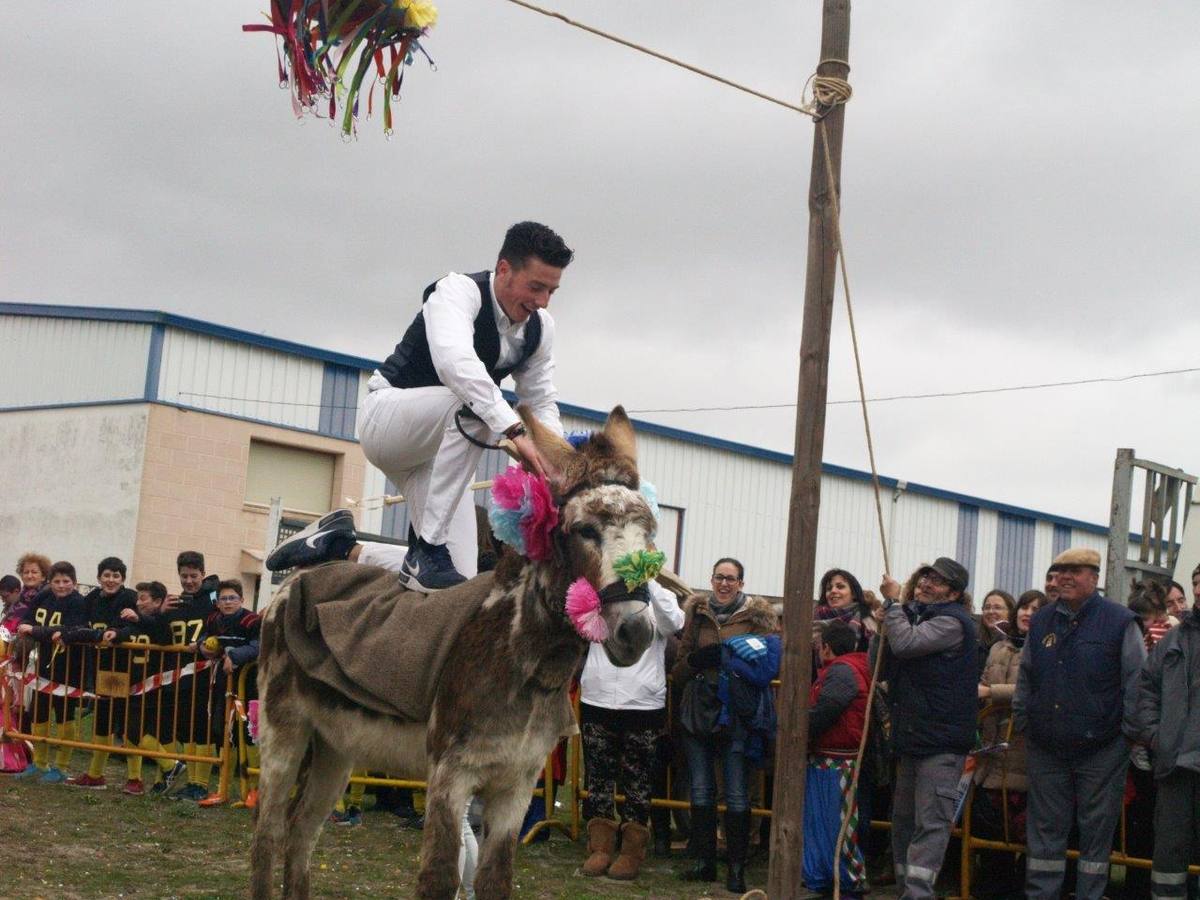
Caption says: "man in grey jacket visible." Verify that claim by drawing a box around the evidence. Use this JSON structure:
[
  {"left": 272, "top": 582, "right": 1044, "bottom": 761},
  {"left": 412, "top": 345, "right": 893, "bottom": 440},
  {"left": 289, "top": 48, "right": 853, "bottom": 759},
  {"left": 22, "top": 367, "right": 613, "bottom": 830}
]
[{"left": 1137, "top": 566, "right": 1200, "bottom": 900}]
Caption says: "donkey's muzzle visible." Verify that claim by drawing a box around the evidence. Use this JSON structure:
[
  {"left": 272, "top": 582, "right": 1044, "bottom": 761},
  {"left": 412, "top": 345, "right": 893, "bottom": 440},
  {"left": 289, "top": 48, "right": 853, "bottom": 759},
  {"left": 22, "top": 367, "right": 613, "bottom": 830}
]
[
  {"left": 598, "top": 582, "right": 655, "bottom": 667},
  {"left": 598, "top": 581, "right": 651, "bottom": 606}
]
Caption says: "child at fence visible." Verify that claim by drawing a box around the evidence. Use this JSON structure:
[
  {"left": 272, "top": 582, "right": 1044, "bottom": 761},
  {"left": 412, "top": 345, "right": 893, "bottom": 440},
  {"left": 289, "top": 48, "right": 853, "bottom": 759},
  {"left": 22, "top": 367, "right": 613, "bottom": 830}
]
[
  {"left": 193, "top": 578, "right": 260, "bottom": 807},
  {"left": 0, "top": 573, "right": 33, "bottom": 774},
  {"left": 127, "top": 581, "right": 184, "bottom": 796},
  {"left": 13, "top": 560, "right": 90, "bottom": 782},
  {"left": 159, "top": 550, "right": 219, "bottom": 802},
  {"left": 0, "top": 574, "right": 20, "bottom": 621},
  {"left": 60, "top": 557, "right": 138, "bottom": 790}
]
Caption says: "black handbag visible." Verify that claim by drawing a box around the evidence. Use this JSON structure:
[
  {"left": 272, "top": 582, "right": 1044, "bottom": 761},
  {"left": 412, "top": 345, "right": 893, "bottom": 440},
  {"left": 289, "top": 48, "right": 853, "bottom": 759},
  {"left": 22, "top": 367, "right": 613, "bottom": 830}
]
[{"left": 679, "top": 673, "right": 723, "bottom": 736}]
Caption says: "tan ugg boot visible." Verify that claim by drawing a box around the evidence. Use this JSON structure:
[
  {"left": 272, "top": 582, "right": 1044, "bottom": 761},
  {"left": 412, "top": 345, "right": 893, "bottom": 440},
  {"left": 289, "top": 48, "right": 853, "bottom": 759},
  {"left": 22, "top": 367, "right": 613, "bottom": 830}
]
[
  {"left": 581, "top": 818, "right": 619, "bottom": 876},
  {"left": 606, "top": 821, "right": 650, "bottom": 881}
]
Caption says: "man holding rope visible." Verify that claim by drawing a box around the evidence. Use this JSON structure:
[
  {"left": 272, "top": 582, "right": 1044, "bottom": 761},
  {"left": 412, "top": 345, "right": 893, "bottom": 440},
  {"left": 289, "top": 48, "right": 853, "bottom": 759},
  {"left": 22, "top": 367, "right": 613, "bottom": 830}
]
[
  {"left": 879, "top": 557, "right": 977, "bottom": 900},
  {"left": 267, "top": 222, "right": 573, "bottom": 591}
]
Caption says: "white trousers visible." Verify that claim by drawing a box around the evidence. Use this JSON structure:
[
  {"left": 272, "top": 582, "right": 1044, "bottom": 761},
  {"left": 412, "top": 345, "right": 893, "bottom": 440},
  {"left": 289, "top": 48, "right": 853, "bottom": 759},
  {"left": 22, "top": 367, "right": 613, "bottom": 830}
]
[{"left": 359, "top": 374, "right": 489, "bottom": 578}]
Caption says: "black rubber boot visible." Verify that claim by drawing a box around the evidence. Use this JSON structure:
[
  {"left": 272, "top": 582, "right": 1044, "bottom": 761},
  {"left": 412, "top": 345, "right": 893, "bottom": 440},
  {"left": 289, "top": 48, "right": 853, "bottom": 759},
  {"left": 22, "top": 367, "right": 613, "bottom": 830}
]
[
  {"left": 724, "top": 809, "right": 751, "bottom": 894},
  {"left": 678, "top": 805, "right": 718, "bottom": 882}
]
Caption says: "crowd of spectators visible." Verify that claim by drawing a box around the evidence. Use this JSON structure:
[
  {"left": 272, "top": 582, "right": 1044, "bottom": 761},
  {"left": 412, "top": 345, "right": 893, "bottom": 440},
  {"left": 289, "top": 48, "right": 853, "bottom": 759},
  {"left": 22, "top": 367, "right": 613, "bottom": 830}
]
[
  {"left": 4, "top": 543, "right": 1200, "bottom": 899},
  {"left": 0, "top": 550, "right": 260, "bottom": 805}
]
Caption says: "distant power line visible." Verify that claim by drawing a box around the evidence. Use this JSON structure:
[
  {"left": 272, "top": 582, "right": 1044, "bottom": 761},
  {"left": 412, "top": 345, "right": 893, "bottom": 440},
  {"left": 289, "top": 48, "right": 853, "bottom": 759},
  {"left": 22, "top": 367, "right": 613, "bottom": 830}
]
[
  {"left": 626, "top": 365, "right": 1200, "bottom": 414},
  {"left": 170, "top": 365, "right": 1200, "bottom": 416}
]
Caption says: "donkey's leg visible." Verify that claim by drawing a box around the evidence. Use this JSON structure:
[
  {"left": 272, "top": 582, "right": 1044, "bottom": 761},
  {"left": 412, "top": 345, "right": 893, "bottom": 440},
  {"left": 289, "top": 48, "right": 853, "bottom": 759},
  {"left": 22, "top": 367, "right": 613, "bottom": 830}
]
[
  {"left": 417, "top": 759, "right": 474, "bottom": 900},
  {"left": 281, "top": 734, "right": 353, "bottom": 900},
  {"left": 472, "top": 780, "right": 537, "bottom": 900},
  {"left": 250, "top": 717, "right": 314, "bottom": 900}
]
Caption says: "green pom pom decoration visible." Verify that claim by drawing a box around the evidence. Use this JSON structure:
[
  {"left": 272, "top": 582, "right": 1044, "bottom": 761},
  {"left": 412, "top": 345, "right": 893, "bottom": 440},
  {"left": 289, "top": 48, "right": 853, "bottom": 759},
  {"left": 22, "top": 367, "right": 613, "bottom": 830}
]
[{"left": 613, "top": 549, "right": 666, "bottom": 592}]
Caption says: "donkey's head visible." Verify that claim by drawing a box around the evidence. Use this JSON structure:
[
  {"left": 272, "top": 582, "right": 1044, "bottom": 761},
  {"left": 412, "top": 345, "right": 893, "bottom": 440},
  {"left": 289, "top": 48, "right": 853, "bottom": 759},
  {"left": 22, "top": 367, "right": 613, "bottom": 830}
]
[{"left": 521, "top": 405, "right": 658, "bottom": 666}]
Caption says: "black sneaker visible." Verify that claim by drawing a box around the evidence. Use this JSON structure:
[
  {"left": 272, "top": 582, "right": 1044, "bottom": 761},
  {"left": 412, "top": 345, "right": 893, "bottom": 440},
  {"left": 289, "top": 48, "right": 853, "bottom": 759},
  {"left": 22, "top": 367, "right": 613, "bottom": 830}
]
[
  {"left": 265, "top": 509, "right": 357, "bottom": 572},
  {"left": 400, "top": 539, "right": 467, "bottom": 593},
  {"left": 150, "top": 760, "right": 186, "bottom": 796},
  {"left": 175, "top": 782, "right": 209, "bottom": 803}
]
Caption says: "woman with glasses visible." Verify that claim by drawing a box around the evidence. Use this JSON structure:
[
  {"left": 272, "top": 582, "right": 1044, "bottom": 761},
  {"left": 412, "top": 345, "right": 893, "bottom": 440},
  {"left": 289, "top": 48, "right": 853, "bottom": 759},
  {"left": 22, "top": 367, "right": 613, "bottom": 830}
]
[
  {"left": 972, "top": 589, "right": 1042, "bottom": 899},
  {"left": 673, "top": 557, "right": 778, "bottom": 893},
  {"left": 977, "top": 590, "right": 1016, "bottom": 675}
]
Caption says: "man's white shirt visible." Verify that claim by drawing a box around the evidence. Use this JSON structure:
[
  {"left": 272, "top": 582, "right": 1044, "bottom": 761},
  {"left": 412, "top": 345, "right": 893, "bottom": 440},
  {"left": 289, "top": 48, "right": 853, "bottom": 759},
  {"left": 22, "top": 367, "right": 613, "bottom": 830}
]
[{"left": 424, "top": 271, "right": 562, "bottom": 435}]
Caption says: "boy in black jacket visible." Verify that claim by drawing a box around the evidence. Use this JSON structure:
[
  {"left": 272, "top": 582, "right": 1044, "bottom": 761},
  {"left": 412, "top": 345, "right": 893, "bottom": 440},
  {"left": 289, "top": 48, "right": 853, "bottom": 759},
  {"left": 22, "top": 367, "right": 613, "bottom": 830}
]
[
  {"left": 160, "top": 550, "right": 219, "bottom": 802},
  {"left": 14, "top": 560, "right": 90, "bottom": 782},
  {"left": 193, "top": 578, "right": 261, "bottom": 806},
  {"left": 62, "top": 556, "right": 137, "bottom": 790},
  {"left": 127, "top": 581, "right": 184, "bottom": 796}
]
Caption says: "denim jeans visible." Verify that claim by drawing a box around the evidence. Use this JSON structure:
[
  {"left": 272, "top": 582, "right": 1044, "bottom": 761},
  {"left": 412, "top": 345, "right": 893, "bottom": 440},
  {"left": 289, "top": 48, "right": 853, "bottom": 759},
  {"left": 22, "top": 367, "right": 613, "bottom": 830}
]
[{"left": 682, "top": 732, "right": 749, "bottom": 812}]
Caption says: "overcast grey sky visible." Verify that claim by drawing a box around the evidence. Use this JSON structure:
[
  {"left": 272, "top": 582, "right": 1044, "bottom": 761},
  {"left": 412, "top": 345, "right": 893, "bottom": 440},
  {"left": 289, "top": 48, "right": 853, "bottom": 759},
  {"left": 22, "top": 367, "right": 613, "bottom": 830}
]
[{"left": 3, "top": 1, "right": 1198, "bottom": 528}]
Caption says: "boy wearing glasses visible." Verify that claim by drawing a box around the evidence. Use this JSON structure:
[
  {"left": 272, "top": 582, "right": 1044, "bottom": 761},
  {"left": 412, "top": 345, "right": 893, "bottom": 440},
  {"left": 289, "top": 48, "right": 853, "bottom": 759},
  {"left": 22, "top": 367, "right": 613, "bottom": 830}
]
[{"left": 878, "top": 556, "right": 976, "bottom": 900}]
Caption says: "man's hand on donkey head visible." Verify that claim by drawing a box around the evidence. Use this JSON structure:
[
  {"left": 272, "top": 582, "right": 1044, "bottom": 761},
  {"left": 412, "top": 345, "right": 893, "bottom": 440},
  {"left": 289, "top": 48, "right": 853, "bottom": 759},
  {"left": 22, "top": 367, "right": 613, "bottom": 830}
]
[{"left": 511, "top": 433, "right": 553, "bottom": 480}]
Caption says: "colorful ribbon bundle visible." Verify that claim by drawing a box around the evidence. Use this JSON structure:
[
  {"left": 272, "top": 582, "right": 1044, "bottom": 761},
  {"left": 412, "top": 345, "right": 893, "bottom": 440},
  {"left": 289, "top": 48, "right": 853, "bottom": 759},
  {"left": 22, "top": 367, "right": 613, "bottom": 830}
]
[
  {"left": 244, "top": 0, "right": 438, "bottom": 136},
  {"left": 488, "top": 465, "right": 560, "bottom": 562}
]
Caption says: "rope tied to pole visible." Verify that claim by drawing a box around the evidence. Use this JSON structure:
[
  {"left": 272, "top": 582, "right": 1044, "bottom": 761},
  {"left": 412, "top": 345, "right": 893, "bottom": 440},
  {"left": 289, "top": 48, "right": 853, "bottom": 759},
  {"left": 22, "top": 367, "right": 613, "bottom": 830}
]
[{"left": 800, "top": 62, "right": 853, "bottom": 120}]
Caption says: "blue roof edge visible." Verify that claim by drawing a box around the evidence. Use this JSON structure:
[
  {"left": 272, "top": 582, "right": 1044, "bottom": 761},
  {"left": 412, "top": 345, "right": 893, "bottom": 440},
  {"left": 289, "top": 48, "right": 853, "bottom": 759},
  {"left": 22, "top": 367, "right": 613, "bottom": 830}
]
[{"left": 2, "top": 301, "right": 1112, "bottom": 536}]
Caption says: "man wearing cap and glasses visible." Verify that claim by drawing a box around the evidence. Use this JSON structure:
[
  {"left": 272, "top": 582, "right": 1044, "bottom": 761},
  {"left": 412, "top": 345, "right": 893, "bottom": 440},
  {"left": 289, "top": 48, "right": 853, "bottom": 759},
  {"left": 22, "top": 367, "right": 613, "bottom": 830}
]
[
  {"left": 1013, "top": 548, "right": 1145, "bottom": 900},
  {"left": 878, "top": 556, "right": 977, "bottom": 900}
]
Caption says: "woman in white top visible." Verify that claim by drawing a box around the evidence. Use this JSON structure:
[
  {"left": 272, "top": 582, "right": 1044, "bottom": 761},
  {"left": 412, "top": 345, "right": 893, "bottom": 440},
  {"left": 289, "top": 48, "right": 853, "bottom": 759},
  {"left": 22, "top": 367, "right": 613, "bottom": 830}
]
[{"left": 578, "top": 579, "right": 684, "bottom": 882}]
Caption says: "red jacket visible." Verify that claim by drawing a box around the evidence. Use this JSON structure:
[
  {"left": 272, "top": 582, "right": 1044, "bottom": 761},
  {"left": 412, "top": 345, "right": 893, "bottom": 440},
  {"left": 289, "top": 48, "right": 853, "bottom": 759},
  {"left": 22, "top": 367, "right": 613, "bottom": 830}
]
[{"left": 809, "top": 651, "right": 870, "bottom": 755}]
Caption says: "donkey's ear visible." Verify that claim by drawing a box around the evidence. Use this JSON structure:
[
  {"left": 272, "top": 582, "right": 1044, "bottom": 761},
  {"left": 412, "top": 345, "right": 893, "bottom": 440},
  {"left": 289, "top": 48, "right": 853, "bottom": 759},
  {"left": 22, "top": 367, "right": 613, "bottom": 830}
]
[
  {"left": 517, "top": 405, "right": 576, "bottom": 477},
  {"left": 601, "top": 406, "right": 637, "bottom": 468}
]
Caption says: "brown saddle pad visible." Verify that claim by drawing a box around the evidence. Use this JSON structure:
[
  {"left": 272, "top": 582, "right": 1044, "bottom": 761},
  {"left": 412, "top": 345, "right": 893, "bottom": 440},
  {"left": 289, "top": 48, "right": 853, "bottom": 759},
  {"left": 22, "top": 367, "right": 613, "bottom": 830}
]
[{"left": 279, "top": 561, "right": 493, "bottom": 721}]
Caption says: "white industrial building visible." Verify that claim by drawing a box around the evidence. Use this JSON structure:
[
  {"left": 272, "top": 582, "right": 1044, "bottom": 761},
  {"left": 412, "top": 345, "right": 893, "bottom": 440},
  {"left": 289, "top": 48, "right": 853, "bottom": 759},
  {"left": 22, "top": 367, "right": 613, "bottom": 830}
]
[{"left": 1, "top": 302, "right": 1133, "bottom": 605}]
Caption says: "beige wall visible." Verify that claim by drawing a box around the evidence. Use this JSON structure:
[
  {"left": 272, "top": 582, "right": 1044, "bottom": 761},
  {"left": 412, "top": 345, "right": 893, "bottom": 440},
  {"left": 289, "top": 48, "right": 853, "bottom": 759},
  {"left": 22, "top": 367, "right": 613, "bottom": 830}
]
[{"left": 132, "top": 404, "right": 366, "bottom": 589}]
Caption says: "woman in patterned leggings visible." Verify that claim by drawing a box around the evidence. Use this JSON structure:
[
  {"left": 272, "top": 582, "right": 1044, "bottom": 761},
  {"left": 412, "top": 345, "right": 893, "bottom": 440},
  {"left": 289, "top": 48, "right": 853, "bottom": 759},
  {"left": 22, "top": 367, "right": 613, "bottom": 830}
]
[{"left": 578, "top": 580, "right": 684, "bottom": 881}]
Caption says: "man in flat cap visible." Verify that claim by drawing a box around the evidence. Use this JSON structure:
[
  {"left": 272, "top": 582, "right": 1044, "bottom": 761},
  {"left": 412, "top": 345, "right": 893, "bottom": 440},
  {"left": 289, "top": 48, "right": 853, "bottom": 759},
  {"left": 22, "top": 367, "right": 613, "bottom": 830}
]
[
  {"left": 878, "top": 556, "right": 978, "bottom": 900},
  {"left": 1013, "top": 548, "right": 1146, "bottom": 900}
]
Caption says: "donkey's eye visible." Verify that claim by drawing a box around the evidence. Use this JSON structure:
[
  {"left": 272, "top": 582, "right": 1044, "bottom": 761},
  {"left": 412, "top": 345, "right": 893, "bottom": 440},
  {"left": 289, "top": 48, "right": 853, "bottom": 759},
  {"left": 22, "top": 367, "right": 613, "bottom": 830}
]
[{"left": 575, "top": 525, "right": 602, "bottom": 544}]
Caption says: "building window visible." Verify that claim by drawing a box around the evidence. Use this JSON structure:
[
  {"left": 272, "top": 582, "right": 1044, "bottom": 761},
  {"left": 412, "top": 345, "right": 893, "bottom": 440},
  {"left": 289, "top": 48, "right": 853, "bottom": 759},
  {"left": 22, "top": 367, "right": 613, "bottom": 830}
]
[
  {"left": 246, "top": 440, "right": 335, "bottom": 515},
  {"left": 658, "top": 504, "right": 685, "bottom": 573}
]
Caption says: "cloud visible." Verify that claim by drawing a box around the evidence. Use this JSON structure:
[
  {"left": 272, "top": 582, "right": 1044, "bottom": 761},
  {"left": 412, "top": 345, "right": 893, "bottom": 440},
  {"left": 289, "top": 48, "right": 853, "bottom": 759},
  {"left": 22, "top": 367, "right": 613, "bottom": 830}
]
[{"left": 2, "top": 0, "right": 1197, "bottom": 527}]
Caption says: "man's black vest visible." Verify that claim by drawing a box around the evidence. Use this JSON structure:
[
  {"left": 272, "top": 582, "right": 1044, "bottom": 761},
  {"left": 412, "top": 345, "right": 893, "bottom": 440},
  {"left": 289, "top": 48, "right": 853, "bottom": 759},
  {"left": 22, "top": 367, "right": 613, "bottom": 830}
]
[
  {"left": 377, "top": 271, "right": 543, "bottom": 389},
  {"left": 1025, "top": 594, "right": 1135, "bottom": 760},
  {"left": 887, "top": 602, "right": 979, "bottom": 757}
]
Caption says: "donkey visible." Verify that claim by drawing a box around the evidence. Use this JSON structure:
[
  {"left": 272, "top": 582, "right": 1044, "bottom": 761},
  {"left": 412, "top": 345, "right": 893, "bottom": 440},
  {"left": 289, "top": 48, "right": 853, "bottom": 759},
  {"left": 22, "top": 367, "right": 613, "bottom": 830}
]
[{"left": 250, "top": 406, "right": 660, "bottom": 900}]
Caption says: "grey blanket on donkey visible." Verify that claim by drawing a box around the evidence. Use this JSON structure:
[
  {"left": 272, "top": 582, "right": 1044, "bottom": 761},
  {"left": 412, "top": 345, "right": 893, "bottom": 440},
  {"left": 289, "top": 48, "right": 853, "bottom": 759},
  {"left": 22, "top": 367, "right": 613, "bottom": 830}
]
[{"left": 281, "top": 561, "right": 493, "bottom": 721}]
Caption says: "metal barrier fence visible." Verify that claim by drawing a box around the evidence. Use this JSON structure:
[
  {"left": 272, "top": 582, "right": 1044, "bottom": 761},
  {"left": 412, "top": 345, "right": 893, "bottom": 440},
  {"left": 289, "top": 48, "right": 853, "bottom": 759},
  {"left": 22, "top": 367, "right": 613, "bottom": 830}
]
[
  {"left": 1, "top": 637, "right": 234, "bottom": 794},
  {"left": 7, "top": 646, "right": 1197, "bottom": 896}
]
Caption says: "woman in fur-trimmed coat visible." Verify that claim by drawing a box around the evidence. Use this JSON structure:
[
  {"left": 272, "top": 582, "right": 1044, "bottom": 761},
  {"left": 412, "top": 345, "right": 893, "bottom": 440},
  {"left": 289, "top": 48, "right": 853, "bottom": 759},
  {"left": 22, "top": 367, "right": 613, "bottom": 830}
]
[{"left": 673, "top": 557, "right": 778, "bottom": 894}]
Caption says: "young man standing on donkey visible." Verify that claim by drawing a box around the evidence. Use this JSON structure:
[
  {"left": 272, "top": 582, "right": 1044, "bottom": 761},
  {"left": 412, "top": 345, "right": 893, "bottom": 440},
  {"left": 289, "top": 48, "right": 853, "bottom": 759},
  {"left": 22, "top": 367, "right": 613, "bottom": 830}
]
[{"left": 266, "top": 221, "right": 573, "bottom": 592}]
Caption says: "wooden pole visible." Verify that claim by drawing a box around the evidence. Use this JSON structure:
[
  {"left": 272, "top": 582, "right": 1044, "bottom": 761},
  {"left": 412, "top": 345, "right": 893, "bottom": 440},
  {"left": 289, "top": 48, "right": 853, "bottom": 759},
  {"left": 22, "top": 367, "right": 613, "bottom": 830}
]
[{"left": 767, "top": 2, "right": 851, "bottom": 897}]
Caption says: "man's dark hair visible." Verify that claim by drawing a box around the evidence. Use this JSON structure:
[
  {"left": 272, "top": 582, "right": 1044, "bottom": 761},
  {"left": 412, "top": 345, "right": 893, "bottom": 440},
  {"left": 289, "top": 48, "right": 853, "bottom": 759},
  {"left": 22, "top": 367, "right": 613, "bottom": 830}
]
[
  {"left": 821, "top": 619, "right": 859, "bottom": 657},
  {"left": 176, "top": 550, "right": 205, "bottom": 573},
  {"left": 498, "top": 221, "right": 574, "bottom": 270},
  {"left": 97, "top": 556, "right": 127, "bottom": 579},
  {"left": 0, "top": 574, "right": 21, "bottom": 593},
  {"left": 712, "top": 557, "right": 744, "bottom": 581},
  {"left": 49, "top": 561, "right": 77, "bottom": 582},
  {"left": 136, "top": 581, "right": 169, "bottom": 601},
  {"left": 218, "top": 578, "right": 244, "bottom": 598}
]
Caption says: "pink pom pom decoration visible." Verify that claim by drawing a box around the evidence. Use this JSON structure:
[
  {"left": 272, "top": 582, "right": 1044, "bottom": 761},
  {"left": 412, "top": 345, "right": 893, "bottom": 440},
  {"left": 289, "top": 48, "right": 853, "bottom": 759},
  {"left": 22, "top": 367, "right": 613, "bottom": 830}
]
[
  {"left": 566, "top": 577, "right": 609, "bottom": 642},
  {"left": 520, "top": 474, "right": 559, "bottom": 561}
]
